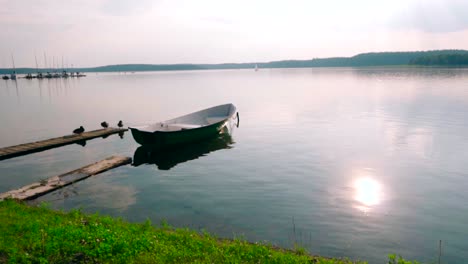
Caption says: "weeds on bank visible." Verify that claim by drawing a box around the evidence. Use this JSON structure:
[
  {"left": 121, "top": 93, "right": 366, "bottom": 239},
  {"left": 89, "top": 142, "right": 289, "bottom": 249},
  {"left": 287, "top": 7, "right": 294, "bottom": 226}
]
[
  {"left": 0, "top": 199, "right": 416, "bottom": 263},
  {"left": 388, "top": 254, "right": 420, "bottom": 264}
]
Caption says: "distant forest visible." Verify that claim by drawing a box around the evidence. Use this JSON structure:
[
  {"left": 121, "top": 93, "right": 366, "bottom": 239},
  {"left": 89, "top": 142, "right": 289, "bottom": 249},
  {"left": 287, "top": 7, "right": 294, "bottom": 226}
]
[
  {"left": 409, "top": 54, "right": 468, "bottom": 66},
  {"left": 2, "top": 50, "right": 468, "bottom": 74}
]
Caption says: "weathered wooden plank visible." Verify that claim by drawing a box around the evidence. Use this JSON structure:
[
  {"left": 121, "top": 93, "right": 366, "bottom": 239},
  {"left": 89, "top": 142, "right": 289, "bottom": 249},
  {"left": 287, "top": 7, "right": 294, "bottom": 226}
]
[
  {"left": 0, "top": 128, "right": 127, "bottom": 161},
  {"left": 0, "top": 156, "right": 132, "bottom": 201}
]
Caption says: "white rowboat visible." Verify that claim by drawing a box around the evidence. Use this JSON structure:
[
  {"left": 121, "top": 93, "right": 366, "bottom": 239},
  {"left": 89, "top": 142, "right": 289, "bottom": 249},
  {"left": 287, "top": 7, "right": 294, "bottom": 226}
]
[{"left": 129, "top": 103, "right": 238, "bottom": 147}]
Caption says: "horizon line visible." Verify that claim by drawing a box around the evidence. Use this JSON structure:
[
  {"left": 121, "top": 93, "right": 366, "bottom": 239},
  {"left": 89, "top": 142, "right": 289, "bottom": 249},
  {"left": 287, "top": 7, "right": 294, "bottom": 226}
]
[{"left": 2, "top": 49, "right": 468, "bottom": 69}]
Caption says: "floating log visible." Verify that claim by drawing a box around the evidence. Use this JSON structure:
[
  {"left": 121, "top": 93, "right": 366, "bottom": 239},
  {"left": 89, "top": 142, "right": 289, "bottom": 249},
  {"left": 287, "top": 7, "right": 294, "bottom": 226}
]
[
  {"left": 0, "top": 128, "right": 127, "bottom": 161},
  {"left": 0, "top": 155, "right": 132, "bottom": 201}
]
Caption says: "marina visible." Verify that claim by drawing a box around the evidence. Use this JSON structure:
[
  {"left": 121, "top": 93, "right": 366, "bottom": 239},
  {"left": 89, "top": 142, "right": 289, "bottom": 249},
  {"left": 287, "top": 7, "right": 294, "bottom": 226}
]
[
  {"left": 2, "top": 71, "right": 86, "bottom": 80},
  {"left": 1, "top": 54, "right": 86, "bottom": 80}
]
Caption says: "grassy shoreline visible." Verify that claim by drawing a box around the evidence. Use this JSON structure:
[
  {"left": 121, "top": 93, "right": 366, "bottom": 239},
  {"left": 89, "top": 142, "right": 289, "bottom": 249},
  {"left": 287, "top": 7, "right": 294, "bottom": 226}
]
[{"left": 0, "top": 200, "right": 417, "bottom": 263}]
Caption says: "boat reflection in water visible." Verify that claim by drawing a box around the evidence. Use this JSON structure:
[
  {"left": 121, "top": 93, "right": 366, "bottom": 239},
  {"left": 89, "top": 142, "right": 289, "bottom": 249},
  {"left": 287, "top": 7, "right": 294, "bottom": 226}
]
[{"left": 132, "top": 128, "right": 234, "bottom": 170}]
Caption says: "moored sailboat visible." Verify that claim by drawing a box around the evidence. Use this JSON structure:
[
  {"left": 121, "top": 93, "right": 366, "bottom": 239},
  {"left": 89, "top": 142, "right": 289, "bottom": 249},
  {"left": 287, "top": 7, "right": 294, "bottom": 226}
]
[{"left": 10, "top": 55, "right": 16, "bottom": 80}]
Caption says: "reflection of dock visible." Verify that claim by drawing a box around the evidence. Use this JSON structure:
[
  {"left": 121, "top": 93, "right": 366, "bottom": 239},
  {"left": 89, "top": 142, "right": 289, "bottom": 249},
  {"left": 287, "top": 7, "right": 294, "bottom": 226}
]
[
  {"left": 0, "top": 156, "right": 132, "bottom": 201},
  {"left": 133, "top": 131, "right": 234, "bottom": 170},
  {"left": 0, "top": 128, "right": 127, "bottom": 161},
  {"left": 23, "top": 72, "right": 87, "bottom": 79}
]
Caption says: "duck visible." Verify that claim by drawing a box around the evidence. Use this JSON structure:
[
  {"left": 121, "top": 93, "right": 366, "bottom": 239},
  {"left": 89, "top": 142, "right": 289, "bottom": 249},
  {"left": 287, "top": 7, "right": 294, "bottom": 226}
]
[
  {"left": 73, "top": 126, "right": 85, "bottom": 134},
  {"left": 101, "top": 121, "right": 109, "bottom": 128},
  {"left": 117, "top": 120, "right": 123, "bottom": 128}
]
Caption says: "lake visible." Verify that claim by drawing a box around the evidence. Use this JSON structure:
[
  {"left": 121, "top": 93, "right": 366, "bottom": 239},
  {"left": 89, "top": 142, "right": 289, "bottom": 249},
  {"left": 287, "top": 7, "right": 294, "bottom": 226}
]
[{"left": 1, "top": 67, "right": 468, "bottom": 263}]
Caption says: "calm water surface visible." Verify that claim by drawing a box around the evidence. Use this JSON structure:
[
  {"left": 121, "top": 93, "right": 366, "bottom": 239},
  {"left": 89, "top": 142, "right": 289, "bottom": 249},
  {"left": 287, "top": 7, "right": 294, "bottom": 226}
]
[{"left": 1, "top": 68, "right": 468, "bottom": 263}]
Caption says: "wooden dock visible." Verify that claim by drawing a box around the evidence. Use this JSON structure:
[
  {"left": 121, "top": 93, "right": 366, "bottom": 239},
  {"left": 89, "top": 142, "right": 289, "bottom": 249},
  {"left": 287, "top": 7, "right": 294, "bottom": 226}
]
[
  {"left": 0, "top": 128, "right": 127, "bottom": 161},
  {"left": 0, "top": 156, "right": 132, "bottom": 201}
]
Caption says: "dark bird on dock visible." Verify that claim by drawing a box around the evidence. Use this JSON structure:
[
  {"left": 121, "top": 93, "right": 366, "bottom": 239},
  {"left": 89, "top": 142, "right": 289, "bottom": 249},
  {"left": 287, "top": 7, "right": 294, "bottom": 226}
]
[
  {"left": 73, "top": 126, "right": 85, "bottom": 134},
  {"left": 117, "top": 120, "right": 123, "bottom": 128},
  {"left": 101, "top": 121, "right": 109, "bottom": 128}
]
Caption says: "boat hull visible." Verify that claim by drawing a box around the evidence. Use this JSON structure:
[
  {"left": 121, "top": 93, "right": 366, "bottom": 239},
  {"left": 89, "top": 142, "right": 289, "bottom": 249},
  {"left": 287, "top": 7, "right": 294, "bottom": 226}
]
[{"left": 130, "top": 120, "right": 228, "bottom": 148}]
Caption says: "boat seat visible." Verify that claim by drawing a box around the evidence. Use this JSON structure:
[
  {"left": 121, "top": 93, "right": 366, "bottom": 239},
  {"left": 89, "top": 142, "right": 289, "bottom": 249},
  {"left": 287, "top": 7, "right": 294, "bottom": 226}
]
[
  {"left": 206, "top": 117, "right": 227, "bottom": 124},
  {"left": 169, "top": 123, "right": 201, "bottom": 129}
]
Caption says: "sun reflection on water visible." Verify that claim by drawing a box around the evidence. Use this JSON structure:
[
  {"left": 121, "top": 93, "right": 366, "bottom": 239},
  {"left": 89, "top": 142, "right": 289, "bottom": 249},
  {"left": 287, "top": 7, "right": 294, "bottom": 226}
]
[{"left": 353, "top": 176, "right": 382, "bottom": 212}]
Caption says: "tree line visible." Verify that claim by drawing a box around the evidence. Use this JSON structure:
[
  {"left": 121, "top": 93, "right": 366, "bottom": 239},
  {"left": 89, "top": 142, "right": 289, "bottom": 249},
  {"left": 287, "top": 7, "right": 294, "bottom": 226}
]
[
  {"left": 2, "top": 50, "right": 468, "bottom": 74},
  {"left": 409, "top": 54, "right": 468, "bottom": 66}
]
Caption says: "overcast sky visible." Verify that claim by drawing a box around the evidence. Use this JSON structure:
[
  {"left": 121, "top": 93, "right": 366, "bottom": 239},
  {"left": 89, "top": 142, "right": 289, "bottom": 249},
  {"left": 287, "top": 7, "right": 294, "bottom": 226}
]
[{"left": 1, "top": 0, "right": 468, "bottom": 67}]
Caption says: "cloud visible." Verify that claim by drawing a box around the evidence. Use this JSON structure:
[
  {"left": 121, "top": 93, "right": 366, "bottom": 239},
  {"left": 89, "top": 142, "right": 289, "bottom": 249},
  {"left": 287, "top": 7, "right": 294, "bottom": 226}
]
[
  {"left": 1, "top": 0, "right": 467, "bottom": 66},
  {"left": 100, "top": 0, "right": 154, "bottom": 16},
  {"left": 391, "top": 0, "right": 468, "bottom": 33},
  {"left": 200, "top": 16, "right": 235, "bottom": 26}
]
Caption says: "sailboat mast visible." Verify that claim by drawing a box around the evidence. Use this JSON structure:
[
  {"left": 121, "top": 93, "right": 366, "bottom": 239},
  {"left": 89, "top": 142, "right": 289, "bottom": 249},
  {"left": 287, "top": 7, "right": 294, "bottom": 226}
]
[
  {"left": 35, "top": 54, "right": 39, "bottom": 72},
  {"left": 44, "top": 52, "right": 48, "bottom": 70},
  {"left": 10, "top": 53, "right": 17, "bottom": 80},
  {"left": 11, "top": 54, "right": 16, "bottom": 70}
]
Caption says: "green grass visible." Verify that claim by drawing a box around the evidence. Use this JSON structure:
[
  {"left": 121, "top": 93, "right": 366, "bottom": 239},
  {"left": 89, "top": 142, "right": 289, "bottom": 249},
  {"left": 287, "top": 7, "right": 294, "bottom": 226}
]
[{"left": 0, "top": 200, "right": 417, "bottom": 263}]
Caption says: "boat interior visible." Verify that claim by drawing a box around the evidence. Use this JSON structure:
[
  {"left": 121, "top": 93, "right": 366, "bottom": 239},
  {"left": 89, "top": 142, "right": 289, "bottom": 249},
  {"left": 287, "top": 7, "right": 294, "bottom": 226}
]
[{"left": 133, "top": 104, "right": 236, "bottom": 132}]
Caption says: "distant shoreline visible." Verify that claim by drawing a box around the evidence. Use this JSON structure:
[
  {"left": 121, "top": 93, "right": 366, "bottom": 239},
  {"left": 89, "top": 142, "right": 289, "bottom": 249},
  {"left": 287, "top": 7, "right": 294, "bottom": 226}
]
[{"left": 1, "top": 49, "right": 468, "bottom": 74}]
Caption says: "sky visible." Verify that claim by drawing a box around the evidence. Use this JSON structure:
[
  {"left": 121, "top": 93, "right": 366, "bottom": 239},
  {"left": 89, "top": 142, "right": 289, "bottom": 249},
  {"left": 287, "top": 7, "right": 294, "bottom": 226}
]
[{"left": 1, "top": 0, "right": 468, "bottom": 67}]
